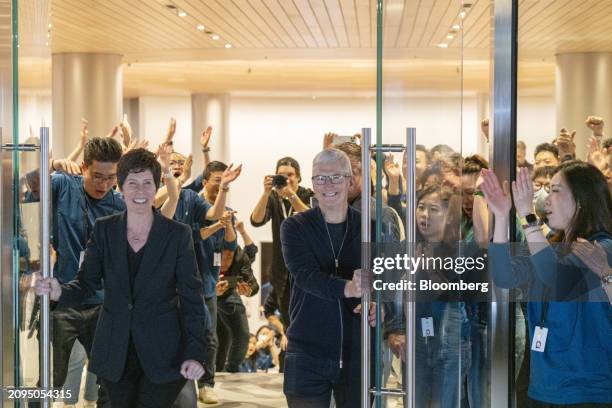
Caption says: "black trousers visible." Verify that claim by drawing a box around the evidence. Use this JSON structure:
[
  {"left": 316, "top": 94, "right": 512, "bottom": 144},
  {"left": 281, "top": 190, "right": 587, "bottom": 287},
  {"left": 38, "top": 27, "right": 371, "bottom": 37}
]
[
  {"left": 103, "top": 346, "right": 186, "bottom": 408},
  {"left": 29, "top": 305, "right": 109, "bottom": 408},
  {"left": 198, "top": 296, "right": 218, "bottom": 388},
  {"left": 216, "top": 300, "right": 249, "bottom": 372}
]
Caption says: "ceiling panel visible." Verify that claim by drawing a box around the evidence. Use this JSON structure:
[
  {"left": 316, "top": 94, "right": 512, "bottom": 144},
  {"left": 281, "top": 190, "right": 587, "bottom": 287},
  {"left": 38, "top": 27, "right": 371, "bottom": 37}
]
[{"left": 15, "top": 0, "right": 612, "bottom": 96}]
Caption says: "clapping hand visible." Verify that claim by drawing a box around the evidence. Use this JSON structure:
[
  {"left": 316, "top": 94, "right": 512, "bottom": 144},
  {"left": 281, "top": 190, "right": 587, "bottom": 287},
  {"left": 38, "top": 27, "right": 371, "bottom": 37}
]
[
  {"left": 511, "top": 167, "right": 534, "bottom": 217},
  {"left": 480, "top": 169, "right": 512, "bottom": 217}
]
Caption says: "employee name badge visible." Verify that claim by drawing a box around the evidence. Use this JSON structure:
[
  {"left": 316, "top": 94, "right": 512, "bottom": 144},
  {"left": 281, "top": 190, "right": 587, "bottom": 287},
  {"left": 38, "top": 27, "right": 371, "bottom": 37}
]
[
  {"left": 79, "top": 251, "right": 85, "bottom": 268},
  {"left": 213, "top": 252, "right": 222, "bottom": 267},
  {"left": 531, "top": 326, "right": 548, "bottom": 352},
  {"left": 421, "top": 317, "right": 434, "bottom": 337}
]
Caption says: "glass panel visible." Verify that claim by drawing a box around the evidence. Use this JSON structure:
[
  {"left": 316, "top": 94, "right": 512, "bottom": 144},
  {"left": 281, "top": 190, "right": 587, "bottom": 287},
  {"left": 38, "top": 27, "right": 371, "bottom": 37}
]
[
  {"left": 373, "top": 1, "right": 493, "bottom": 407},
  {"left": 15, "top": 0, "right": 52, "bottom": 393},
  {"left": 515, "top": 1, "right": 612, "bottom": 406}
]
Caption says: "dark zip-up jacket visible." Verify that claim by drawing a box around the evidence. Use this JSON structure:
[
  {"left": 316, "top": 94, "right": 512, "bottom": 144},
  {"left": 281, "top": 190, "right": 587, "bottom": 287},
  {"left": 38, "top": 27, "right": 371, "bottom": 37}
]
[{"left": 280, "top": 206, "right": 366, "bottom": 364}]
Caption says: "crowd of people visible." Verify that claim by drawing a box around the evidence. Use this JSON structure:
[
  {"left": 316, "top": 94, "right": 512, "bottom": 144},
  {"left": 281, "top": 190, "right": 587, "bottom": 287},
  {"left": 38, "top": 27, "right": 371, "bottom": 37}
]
[{"left": 23, "top": 112, "right": 611, "bottom": 407}]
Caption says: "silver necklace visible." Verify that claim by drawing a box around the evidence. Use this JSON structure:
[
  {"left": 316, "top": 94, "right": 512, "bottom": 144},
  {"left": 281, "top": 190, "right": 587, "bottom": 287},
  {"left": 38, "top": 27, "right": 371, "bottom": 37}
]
[{"left": 322, "top": 210, "right": 349, "bottom": 269}]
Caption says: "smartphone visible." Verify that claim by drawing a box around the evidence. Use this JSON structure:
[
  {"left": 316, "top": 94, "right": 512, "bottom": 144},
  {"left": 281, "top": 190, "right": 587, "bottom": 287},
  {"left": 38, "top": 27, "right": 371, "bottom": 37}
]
[
  {"left": 331, "top": 135, "right": 356, "bottom": 146},
  {"left": 222, "top": 276, "right": 243, "bottom": 288}
]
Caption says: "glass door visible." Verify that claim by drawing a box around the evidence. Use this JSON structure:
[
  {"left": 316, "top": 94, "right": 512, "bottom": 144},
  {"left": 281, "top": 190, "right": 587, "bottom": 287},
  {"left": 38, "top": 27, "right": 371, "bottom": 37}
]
[{"left": 365, "top": 1, "right": 494, "bottom": 407}]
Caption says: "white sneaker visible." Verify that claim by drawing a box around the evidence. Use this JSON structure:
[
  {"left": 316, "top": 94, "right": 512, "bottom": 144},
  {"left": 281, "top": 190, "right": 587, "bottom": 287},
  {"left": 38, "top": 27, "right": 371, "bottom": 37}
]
[
  {"left": 83, "top": 400, "right": 97, "bottom": 408},
  {"left": 198, "top": 386, "right": 219, "bottom": 404}
]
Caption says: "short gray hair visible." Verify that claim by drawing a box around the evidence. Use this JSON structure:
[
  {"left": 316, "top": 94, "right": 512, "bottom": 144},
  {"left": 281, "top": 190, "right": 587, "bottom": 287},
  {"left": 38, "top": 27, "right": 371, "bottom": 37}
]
[{"left": 312, "top": 148, "right": 352, "bottom": 175}]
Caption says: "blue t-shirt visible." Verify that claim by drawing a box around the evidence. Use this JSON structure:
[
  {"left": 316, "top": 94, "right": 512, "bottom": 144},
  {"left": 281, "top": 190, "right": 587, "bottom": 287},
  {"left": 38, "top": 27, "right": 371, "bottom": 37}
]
[
  {"left": 200, "top": 197, "right": 237, "bottom": 299},
  {"left": 51, "top": 173, "right": 125, "bottom": 304},
  {"left": 173, "top": 189, "right": 213, "bottom": 294}
]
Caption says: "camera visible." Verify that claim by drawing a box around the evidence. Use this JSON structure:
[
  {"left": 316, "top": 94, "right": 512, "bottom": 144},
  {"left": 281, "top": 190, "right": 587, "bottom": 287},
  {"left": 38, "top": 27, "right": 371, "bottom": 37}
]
[{"left": 271, "top": 174, "right": 288, "bottom": 189}]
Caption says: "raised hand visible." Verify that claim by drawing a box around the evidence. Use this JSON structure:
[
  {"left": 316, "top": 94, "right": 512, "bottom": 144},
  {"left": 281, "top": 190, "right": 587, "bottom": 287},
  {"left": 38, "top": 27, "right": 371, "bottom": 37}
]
[
  {"left": 323, "top": 132, "right": 337, "bottom": 149},
  {"left": 119, "top": 114, "right": 132, "bottom": 148},
  {"left": 106, "top": 125, "right": 120, "bottom": 139},
  {"left": 80, "top": 118, "right": 89, "bottom": 147},
  {"left": 585, "top": 115, "right": 605, "bottom": 136},
  {"left": 555, "top": 128, "right": 576, "bottom": 158},
  {"left": 221, "top": 163, "right": 242, "bottom": 187},
  {"left": 201, "top": 126, "right": 212, "bottom": 148},
  {"left": 164, "top": 117, "right": 176, "bottom": 145},
  {"left": 156, "top": 144, "right": 172, "bottom": 173},
  {"left": 125, "top": 139, "right": 150, "bottom": 153},
  {"left": 511, "top": 167, "right": 534, "bottom": 217},
  {"left": 480, "top": 169, "right": 511, "bottom": 217},
  {"left": 383, "top": 155, "right": 401, "bottom": 180},
  {"left": 481, "top": 118, "right": 490, "bottom": 143}
]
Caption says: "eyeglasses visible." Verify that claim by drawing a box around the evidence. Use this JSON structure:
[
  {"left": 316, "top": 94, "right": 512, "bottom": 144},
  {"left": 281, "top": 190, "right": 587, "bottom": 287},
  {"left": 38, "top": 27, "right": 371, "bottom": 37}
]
[
  {"left": 311, "top": 174, "right": 351, "bottom": 185},
  {"left": 92, "top": 174, "right": 117, "bottom": 184},
  {"left": 533, "top": 183, "right": 550, "bottom": 193}
]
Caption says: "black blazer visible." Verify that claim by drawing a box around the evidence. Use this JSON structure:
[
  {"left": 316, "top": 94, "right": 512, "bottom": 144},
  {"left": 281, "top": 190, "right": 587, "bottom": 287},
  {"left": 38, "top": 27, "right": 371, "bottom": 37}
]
[{"left": 58, "top": 211, "right": 209, "bottom": 384}]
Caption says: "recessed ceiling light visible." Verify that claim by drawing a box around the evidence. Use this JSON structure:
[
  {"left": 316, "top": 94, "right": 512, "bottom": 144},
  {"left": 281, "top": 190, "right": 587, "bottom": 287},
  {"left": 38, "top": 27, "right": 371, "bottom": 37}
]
[
  {"left": 48, "top": 23, "right": 52, "bottom": 29},
  {"left": 437, "top": 43, "right": 449, "bottom": 48},
  {"left": 197, "top": 24, "right": 205, "bottom": 31},
  {"left": 459, "top": 10, "right": 467, "bottom": 19},
  {"left": 45, "top": 42, "right": 49, "bottom": 46},
  {"left": 447, "top": 34, "right": 454, "bottom": 39},
  {"left": 224, "top": 43, "right": 232, "bottom": 48},
  {"left": 211, "top": 34, "right": 220, "bottom": 40},
  {"left": 177, "top": 9, "right": 187, "bottom": 17},
  {"left": 452, "top": 24, "right": 461, "bottom": 30}
]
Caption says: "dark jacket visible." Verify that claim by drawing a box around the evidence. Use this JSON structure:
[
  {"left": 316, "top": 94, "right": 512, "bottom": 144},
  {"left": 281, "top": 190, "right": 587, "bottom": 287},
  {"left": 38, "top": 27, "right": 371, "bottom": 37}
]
[
  {"left": 219, "top": 245, "right": 259, "bottom": 304},
  {"left": 58, "top": 211, "right": 209, "bottom": 384},
  {"left": 280, "top": 206, "right": 367, "bottom": 364}
]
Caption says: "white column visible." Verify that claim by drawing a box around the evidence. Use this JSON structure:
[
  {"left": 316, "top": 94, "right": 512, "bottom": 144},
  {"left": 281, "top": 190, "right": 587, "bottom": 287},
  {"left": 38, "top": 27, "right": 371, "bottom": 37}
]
[
  {"left": 52, "top": 53, "right": 123, "bottom": 159},
  {"left": 191, "top": 93, "right": 230, "bottom": 172},
  {"left": 556, "top": 52, "right": 612, "bottom": 159}
]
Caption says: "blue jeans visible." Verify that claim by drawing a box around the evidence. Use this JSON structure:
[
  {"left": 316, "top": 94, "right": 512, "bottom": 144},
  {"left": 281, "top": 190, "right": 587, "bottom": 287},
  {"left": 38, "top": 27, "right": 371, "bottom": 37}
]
[
  {"left": 416, "top": 302, "right": 471, "bottom": 408},
  {"left": 62, "top": 340, "right": 99, "bottom": 403},
  {"left": 465, "top": 302, "right": 488, "bottom": 408},
  {"left": 283, "top": 352, "right": 361, "bottom": 408}
]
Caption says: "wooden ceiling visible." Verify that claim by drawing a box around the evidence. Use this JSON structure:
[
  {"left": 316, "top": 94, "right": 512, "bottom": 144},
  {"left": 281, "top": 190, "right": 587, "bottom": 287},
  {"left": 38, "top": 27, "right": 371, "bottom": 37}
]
[{"left": 16, "top": 0, "right": 612, "bottom": 96}]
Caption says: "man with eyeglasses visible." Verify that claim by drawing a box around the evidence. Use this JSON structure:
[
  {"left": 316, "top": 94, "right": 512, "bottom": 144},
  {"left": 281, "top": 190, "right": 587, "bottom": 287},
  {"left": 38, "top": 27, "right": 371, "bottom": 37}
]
[
  {"left": 250, "top": 156, "right": 313, "bottom": 368},
  {"left": 280, "top": 148, "right": 373, "bottom": 408},
  {"left": 47, "top": 137, "right": 125, "bottom": 407}
]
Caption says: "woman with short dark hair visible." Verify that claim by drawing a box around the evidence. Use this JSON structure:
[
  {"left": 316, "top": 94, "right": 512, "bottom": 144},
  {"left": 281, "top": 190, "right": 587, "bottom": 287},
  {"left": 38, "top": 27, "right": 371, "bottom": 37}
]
[{"left": 36, "top": 148, "right": 209, "bottom": 408}]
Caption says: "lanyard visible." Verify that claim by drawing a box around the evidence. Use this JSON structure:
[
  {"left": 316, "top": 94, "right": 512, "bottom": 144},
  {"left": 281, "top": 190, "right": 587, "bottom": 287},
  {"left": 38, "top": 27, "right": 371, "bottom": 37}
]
[
  {"left": 539, "top": 289, "right": 549, "bottom": 327},
  {"left": 280, "top": 195, "right": 293, "bottom": 220},
  {"left": 80, "top": 187, "right": 92, "bottom": 248}
]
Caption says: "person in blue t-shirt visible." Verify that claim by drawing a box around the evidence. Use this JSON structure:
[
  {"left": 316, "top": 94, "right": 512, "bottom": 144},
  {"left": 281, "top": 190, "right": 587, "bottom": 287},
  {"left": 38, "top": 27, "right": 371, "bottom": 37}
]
[
  {"left": 482, "top": 163, "right": 612, "bottom": 407},
  {"left": 49, "top": 137, "right": 125, "bottom": 406}
]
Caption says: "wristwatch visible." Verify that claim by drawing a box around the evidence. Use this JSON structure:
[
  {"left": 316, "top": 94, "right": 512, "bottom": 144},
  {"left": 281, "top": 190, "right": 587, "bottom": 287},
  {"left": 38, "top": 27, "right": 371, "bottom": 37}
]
[
  {"left": 521, "top": 213, "right": 541, "bottom": 229},
  {"left": 602, "top": 274, "right": 612, "bottom": 286}
]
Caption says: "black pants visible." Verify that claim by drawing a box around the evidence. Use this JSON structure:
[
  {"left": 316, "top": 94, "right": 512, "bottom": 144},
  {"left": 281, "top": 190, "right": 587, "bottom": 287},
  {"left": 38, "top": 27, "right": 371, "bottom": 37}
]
[
  {"left": 283, "top": 352, "right": 361, "bottom": 408},
  {"left": 216, "top": 300, "right": 249, "bottom": 372},
  {"left": 198, "top": 296, "right": 218, "bottom": 388},
  {"left": 29, "top": 305, "right": 109, "bottom": 408},
  {"left": 527, "top": 398, "right": 612, "bottom": 408},
  {"left": 103, "top": 347, "right": 186, "bottom": 408}
]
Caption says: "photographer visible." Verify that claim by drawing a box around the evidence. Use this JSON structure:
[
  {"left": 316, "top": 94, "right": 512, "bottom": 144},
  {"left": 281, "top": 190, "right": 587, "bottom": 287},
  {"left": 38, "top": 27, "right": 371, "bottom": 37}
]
[{"left": 250, "top": 157, "right": 314, "bottom": 333}]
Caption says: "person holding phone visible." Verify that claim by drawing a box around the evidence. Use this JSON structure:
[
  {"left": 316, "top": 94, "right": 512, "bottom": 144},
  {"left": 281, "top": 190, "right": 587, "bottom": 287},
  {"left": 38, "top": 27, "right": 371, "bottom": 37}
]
[
  {"left": 215, "top": 219, "right": 259, "bottom": 373},
  {"left": 250, "top": 157, "right": 314, "bottom": 359}
]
